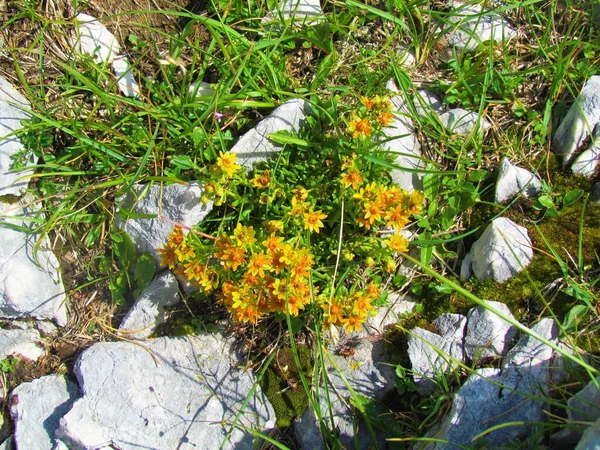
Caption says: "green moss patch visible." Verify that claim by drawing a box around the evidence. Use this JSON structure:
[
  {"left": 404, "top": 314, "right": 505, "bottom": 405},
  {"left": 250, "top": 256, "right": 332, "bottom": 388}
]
[{"left": 261, "top": 346, "right": 313, "bottom": 428}]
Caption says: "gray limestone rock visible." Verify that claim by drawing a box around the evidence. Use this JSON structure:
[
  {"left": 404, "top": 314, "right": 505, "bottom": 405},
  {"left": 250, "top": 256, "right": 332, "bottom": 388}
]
[
  {"left": 0, "top": 436, "right": 12, "bottom": 450},
  {"left": 364, "top": 292, "right": 417, "bottom": 336},
  {"left": 189, "top": 81, "right": 214, "bottom": 97},
  {"left": 571, "top": 124, "right": 600, "bottom": 177},
  {"left": 383, "top": 95, "right": 423, "bottom": 192},
  {"left": 407, "top": 325, "right": 465, "bottom": 395},
  {"left": 554, "top": 76, "right": 600, "bottom": 164},
  {"left": 433, "top": 313, "right": 467, "bottom": 341},
  {"left": 576, "top": 416, "right": 600, "bottom": 450},
  {"left": 261, "top": 0, "right": 323, "bottom": 26},
  {"left": 295, "top": 338, "right": 395, "bottom": 449},
  {"left": 495, "top": 157, "right": 543, "bottom": 203},
  {"left": 0, "top": 75, "right": 32, "bottom": 196},
  {"left": 463, "top": 217, "right": 533, "bottom": 283},
  {"left": 0, "top": 327, "right": 44, "bottom": 361},
  {"left": 57, "top": 334, "right": 275, "bottom": 450},
  {"left": 424, "top": 319, "right": 558, "bottom": 449},
  {"left": 414, "top": 89, "right": 444, "bottom": 118},
  {"left": 0, "top": 199, "right": 67, "bottom": 326},
  {"left": 444, "top": 2, "right": 516, "bottom": 52},
  {"left": 231, "top": 99, "right": 311, "bottom": 170},
  {"left": 74, "top": 13, "right": 120, "bottom": 64},
  {"left": 568, "top": 376, "right": 600, "bottom": 424},
  {"left": 439, "top": 107, "right": 491, "bottom": 136},
  {"left": 464, "top": 300, "right": 517, "bottom": 361},
  {"left": 118, "top": 271, "right": 180, "bottom": 340},
  {"left": 112, "top": 56, "right": 140, "bottom": 98},
  {"left": 9, "top": 375, "right": 79, "bottom": 450},
  {"left": 115, "top": 182, "right": 213, "bottom": 265}
]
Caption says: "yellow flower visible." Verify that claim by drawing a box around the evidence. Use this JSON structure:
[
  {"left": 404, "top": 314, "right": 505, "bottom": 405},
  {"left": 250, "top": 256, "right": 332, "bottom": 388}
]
[
  {"left": 361, "top": 96, "right": 376, "bottom": 110},
  {"left": 384, "top": 233, "right": 409, "bottom": 253},
  {"left": 216, "top": 152, "right": 241, "bottom": 178},
  {"left": 292, "top": 186, "right": 309, "bottom": 202},
  {"left": 264, "top": 220, "right": 284, "bottom": 234},
  {"left": 304, "top": 210, "right": 327, "bottom": 233},
  {"left": 233, "top": 223, "right": 257, "bottom": 247},
  {"left": 385, "top": 204, "right": 410, "bottom": 230},
  {"left": 290, "top": 196, "right": 308, "bottom": 217},
  {"left": 340, "top": 169, "right": 365, "bottom": 190},
  {"left": 409, "top": 190, "right": 425, "bottom": 215},
  {"left": 251, "top": 170, "right": 271, "bottom": 189},
  {"left": 247, "top": 251, "right": 271, "bottom": 277},
  {"left": 348, "top": 114, "right": 373, "bottom": 140}
]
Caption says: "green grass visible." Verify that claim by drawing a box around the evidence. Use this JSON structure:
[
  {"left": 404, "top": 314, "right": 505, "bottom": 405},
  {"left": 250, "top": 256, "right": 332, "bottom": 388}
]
[{"left": 1, "top": 0, "right": 600, "bottom": 447}]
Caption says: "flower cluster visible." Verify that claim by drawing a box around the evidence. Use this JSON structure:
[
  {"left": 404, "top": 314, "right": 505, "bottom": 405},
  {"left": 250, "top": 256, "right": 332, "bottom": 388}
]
[
  {"left": 288, "top": 187, "right": 328, "bottom": 234},
  {"left": 160, "top": 224, "right": 315, "bottom": 324},
  {"left": 347, "top": 95, "right": 395, "bottom": 140},
  {"left": 319, "top": 282, "right": 380, "bottom": 332}
]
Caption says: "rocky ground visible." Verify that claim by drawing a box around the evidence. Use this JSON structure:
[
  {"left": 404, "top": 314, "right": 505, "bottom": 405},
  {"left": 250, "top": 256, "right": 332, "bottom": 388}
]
[{"left": 1, "top": 0, "right": 600, "bottom": 449}]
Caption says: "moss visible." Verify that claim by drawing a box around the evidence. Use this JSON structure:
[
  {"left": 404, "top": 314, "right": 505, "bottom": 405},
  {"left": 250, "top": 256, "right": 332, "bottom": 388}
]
[
  {"left": 260, "top": 346, "right": 312, "bottom": 428},
  {"left": 0, "top": 194, "right": 20, "bottom": 205}
]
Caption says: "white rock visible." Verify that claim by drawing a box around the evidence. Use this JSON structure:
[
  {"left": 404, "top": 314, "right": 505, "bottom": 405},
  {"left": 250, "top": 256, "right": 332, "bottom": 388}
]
[
  {"left": 464, "top": 300, "right": 517, "bottom": 361},
  {"left": 568, "top": 376, "right": 600, "bottom": 424},
  {"left": 576, "top": 416, "right": 600, "bottom": 450},
  {"left": 0, "top": 328, "right": 44, "bottom": 361},
  {"left": 571, "top": 125, "right": 600, "bottom": 177},
  {"left": 231, "top": 99, "right": 311, "bottom": 170},
  {"left": 36, "top": 321, "right": 58, "bottom": 337},
  {"left": 57, "top": 334, "right": 275, "bottom": 450},
  {"left": 502, "top": 318, "right": 557, "bottom": 371},
  {"left": 0, "top": 199, "right": 67, "bottom": 326},
  {"left": 382, "top": 95, "right": 423, "bottom": 191},
  {"left": 118, "top": 271, "right": 180, "bottom": 340},
  {"left": 407, "top": 327, "right": 464, "bottom": 394},
  {"left": 554, "top": 76, "right": 600, "bottom": 164},
  {"left": 439, "top": 107, "right": 491, "bottom": 135},
  {"left": 414, "top": 89, "right": 444, "bottom": 118},
  {"left": 262, "top": 0, "right": 323, "bottom": 26},
  {"left": 9, "top": 375, "right": 79, "bottom": 450},
  {"left": 0, "top": 75, "right": 33, "bottom": 196},
  {"left": 188, "top": 81, "right": 214, "bottom": 97},
  {"left": 74, "top": 13, "right": 120, "bottom": 64},
  {"left": 0, "top": 436, "right": 12, "bottom": 450},
  {"left": 295, "top": 338, "right": 394, "bottom": 449},
  {"left": 495, "top": 157, "right": 543, "bottom": 203},
  {"left": 433, "top": 313, "right": 467, "bottom": 341},
  {"left": 466, "top": 217, "right": 533, "bottom": 282},
  {"left": 112, "top": 57, "right": 140, "bottom": 98},
  {"left": 396, "top": 44, "right": 416, "bottom": 68},
  {"left": 364, "top": 292, "right": 417, "bottom": 335},
  {"left": 444, "top": 3, "right": 516, "bottom": 52},
  {"left": 115, "top": 182, "right": 213, "bottom": 265}
]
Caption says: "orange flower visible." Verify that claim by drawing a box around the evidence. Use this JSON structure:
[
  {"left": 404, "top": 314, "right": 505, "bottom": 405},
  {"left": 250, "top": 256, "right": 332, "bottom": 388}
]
[
  {"left": 342, "top": 315, "right": 364, "bottom": 333},
  {"left": 247, "top": 251, "right": 271, "bottom": 277},
  {"left": 361, "top": 96, "right": 376, "bottom": 110},
  {"left": 384, "top": 233, "right": 409, "bottom": 253},
  {"left": 216, "top": 152, "right": 241, "bottom": 178},
  {"left": 233, "top": 223, "right": 257, "bottom": 247},
  {"left": 251, "top": 170, "right": 271, "bottom": 189},
  {"left": 264, "top": 220, "right": 284, "bottom": 234},
  {"left": 348, "top": 114, "right": 373, "bottom": 139},
  {"left": 304, "top": 210, "right": 327, "bottom": 233},
  {"left": 377, "top": 111, "right": 395, "bottom": 127},
  {"left": 158, "top": 243, "right": 177, "bottom": 269},
  {"left": 340, "top": 169, "right": 365, "bottom": 190},
  {"left": 385, "top": 205, "right": 410, "bottom": 230},
  {"left": 290, "top": 196, "right": 308, "bottom": 217}
]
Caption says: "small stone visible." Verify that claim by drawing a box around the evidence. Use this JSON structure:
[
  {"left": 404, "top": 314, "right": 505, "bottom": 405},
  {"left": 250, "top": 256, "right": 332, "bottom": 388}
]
[
  {"left": 0, "top": 328, "right": 44, "bottom": 361},
  {"left": 382, "top": 94, "right": 423, "bottom": 192},
  {"left": 414, "top": 89, "right": 443, "bottom": 118},
  {"left": 568, "top": 376, "right": 600, "bottom": 424},
  {"left": 115, "top": 182, "right": 213, "bottom": 265},
  {"left": 554, "top": 76, "right": 600, "bottom": 164},
  {"left": 444, "top": 3, "right": 516, "bottom": 52},
  {"left": 9, "top": 375, "right": 79, "bottom": 450},
  {"left": 262, "top": 0, "right": 323, "bottom": 26},
  {"left": 464, "top": 300, "right": 517, "bottom": 361},
  {"left": 365, "top": 292, "right": 417, "bottom": 335},
  {"left": 189, "top": 81, "right": 214, "bottom": 97},
  {"left": 495, "top": 158, "right": 543, "bottom": 203},
  {"left": 74, "top": 13, "right": 120, "bottom": 64},
  {"left": 571, "top": 125, "right": 600, "bottom": 177},
  {"left": 439, "top": 108, "right": 491, "bottom": 135},
  {"left": 118, "top": 271, "right": 180, "bottom": 340},
  {"left": 396, "top": 44, "right": 416, "bottom": 68},
  {"left": 0, "top": 199, "right": 67, "bottom": 326},
  {"left": 0, "top": 75, "right": 32, "bottom": 196},
  {"left": 231, "top": 99, "right": 311, "bottom": 171},
  {"left": 433, "top": 313, "right": 467, "bottom": 341},
  {"left": 465, "top": 217, "right": 533, "bottom": 283},
  {"left": 407, "top": 327, "right": 464, "bottom": 394},
  {"left": 112, "top": 57, "right": 140, "bottom": 98},
  {"left": 57, "top": 334, "right": 275, "bottom": 449},
  {"left": 36, "top": 321, "right": 58, "bottom": 337}
]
